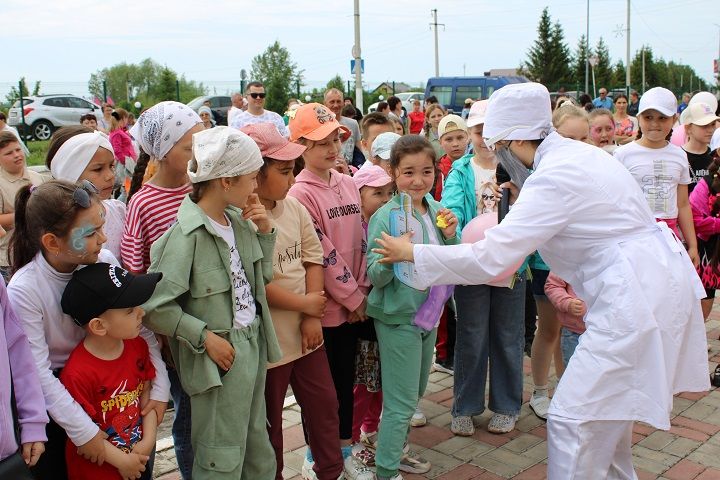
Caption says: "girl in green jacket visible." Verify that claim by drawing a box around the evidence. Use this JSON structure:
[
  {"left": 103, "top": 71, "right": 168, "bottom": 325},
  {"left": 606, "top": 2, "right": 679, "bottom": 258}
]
[{"left": 144, "top": 127, "right": 280, "bottom": 480}]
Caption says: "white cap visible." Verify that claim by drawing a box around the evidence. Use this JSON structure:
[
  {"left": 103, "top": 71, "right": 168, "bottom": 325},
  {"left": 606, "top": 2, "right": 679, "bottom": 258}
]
[
  {"left": 466, "top": 100, "right": 489, "bottom": 128},
  {"left": 483, "top": 83, "right": 552, "bottom": 147},
  {"left": 638, "top": 87, "right": 677, "bottom": 117},
  {"left": 438, "top": 114, "right": 468, "bottom": 138},
  {"left": 187, "top": 126, "right": 263, "bottom": 183},
  {"left": 680, "top": 102, "right": 720, "bottom": 126},
  {"left": 689, "top": 91, "right": 718, "bottom": 113},
  {"left": 711, "top": 128, "right": 720, "bottom": 152},
  {"left": 371, "top": 132, "right": 402, "bottom": 160}
]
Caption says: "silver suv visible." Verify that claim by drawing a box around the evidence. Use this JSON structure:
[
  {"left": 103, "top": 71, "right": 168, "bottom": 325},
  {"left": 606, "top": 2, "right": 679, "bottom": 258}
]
[{"left": 8, "top": 94, "right": 100, "bottom": 141}]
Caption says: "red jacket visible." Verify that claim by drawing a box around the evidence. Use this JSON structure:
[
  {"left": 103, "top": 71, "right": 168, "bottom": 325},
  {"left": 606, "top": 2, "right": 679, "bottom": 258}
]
[{"left": 433, "top": 154, "right": 453, "bottom": 201}]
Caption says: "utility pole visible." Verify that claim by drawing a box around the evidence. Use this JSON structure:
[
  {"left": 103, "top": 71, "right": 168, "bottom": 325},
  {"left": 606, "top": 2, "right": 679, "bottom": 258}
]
[
  {"left": 625, "top": 0, "right": 631, "bottom": 95},
  {"left": 585, "top": 0, "right": 590, "bottom": 95},
  {"left": 430, "top": 9, "right": 444, "bottom": 77},
  {"left": 353, "top": 0, "right": 363, "bottom": 113}
]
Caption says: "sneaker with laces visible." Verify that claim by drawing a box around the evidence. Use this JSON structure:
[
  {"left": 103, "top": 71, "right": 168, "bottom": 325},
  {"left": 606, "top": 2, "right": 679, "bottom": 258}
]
[
  {"left": 398, "top": 449, "right": 431, "bottom": 474},
  {"left": 302, "top": 457, "right": 318, "bottom": 480},
  {"left": 450, "top": 415, "right": 475, "bottom": 436},
  {"left": 343, "top": 454, "right": 374, "bottom": 480},
  {"left": 432, "top": 360, "right": 454, "bottom": 375},
  {"left": 410, "top": 407, "right": 426, "bottom": 427},
  {"left": 487, "top": 413, "right": 518, "bottom": 434},
  {"left": 355, "top": 447, "right": 375, "bottom": 466},
  {"left": 360, "top": 430, "right": 377, "bottom": 449},
  {"left": 529, "top": 394, "right": 550, "bottom": 420}
]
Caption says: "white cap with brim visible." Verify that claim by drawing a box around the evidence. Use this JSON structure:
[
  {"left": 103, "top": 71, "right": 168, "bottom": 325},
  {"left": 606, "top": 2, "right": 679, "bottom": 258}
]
[
  {"left": 638, "top": 87, "right": 677, "bottom": 117},
  {"left": 466, "top": 100, "right": 489, "bottom": 128},
  {"left": 689, "top": 91, "right": 718, "bottom": 113},
  {"left": 371, "top": 132, "right": 402, "bottom": 160},
  {"left": 483, "top": 83, "right": 552, "bottom": 147},
  {"left": 711, "top": 128, "right": 720, "bottom": 152},
  {"left": 680, "top": 102, "right": 720, "bottom": 126}
]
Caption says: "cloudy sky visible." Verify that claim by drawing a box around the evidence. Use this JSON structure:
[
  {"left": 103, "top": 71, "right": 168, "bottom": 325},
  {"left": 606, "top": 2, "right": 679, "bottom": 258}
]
[{"left": 1, "top": 0, "right": 718, "bottom": 98}]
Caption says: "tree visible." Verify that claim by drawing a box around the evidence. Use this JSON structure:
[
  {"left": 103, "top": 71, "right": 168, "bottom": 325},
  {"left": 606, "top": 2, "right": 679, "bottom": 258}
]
[
  {"left": 87, "top": 58, "right": 205, "bottom": 107},
  {"left": 571, "top": 35, "right": 589, "bottom": 89},
  {"left": 326, "top": 75, "right": 346, "bottom": 95},
  {"left": 611, "top": 60, "right": 626, "bottom": 90},
  {"left": 250, "top": 41, "right": 303, "bottom": 114},
  {"left": 5, "top": 77, "right": 29, "bottom": 104},
  {"left": 592, "top": 37, "right": 613, "bottom": 89},
  {"left": 522, "top": 8, "right": 572, "bottom": 88}
]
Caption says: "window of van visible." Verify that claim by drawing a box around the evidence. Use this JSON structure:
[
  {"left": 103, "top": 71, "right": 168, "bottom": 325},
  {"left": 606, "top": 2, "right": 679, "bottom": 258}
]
[
  {"left": 456, "top": 86, "right": 483, "bottom": 101},
  {"left": 429, "top": 86, "right": 452, "bottom": 106},
  {"left": 486, "top": 86, "right": 496, "bottom": 98}
]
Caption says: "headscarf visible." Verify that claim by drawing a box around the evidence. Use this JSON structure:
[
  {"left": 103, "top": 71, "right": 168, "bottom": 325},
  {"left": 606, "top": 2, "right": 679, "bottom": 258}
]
[
  {"left": 187, "top": 127, "right": 263, "bottom": 183},
  {"left": 129, "top": 101, "right": 201, "bottom": 160},
  {"left": 50, "top": 131, "right": 114, "bottom": 182}
]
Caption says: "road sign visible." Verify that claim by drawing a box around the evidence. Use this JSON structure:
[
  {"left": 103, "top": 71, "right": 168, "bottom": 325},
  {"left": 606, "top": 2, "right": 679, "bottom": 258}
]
[{"left": 351, "top": 59, "right": 364, "bottom": 75}]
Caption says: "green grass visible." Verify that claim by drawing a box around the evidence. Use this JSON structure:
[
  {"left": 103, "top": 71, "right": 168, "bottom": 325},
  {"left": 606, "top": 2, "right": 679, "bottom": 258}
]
[{"left": 26, "top": 140, "right": 49, "bottom": 167}]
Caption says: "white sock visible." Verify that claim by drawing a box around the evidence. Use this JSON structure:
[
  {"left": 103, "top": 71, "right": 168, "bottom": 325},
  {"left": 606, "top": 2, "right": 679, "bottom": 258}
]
[{"left": 533, "top": 384, "right": 549, "bottom": 398}]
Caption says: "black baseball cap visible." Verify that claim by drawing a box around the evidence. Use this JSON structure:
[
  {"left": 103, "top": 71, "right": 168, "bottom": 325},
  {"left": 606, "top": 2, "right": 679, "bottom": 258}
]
[{"left": 61, "top": 263, "right": 162, "bottom": 326}]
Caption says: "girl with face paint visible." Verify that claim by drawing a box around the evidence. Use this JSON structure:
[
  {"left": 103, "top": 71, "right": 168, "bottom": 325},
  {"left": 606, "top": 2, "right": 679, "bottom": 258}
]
[
  {"left": 373, "top": 83, "right": 709, "bottom": 480},
  {"left": 6, "top": 180, "right": 169, "bottom": 480}
]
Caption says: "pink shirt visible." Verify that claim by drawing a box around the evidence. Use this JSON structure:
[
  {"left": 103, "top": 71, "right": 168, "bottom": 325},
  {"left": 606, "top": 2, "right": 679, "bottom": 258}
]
[
  {"left": 544, "top": 272, "right": 586, "bottom": 334},
  {"left": 109, "top": 129, "right": 137, "bottom": 165}
]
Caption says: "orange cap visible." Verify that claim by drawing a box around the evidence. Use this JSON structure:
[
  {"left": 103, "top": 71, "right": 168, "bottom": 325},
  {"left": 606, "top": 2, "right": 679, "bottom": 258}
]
[{"left": 288, "top": 103, "right": 351, "bottom": 143}]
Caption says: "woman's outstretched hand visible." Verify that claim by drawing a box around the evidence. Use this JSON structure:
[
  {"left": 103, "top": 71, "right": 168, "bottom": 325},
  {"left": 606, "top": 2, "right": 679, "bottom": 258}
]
[{"left": 373, "top": 232, "right": 415, "bottom": 264}]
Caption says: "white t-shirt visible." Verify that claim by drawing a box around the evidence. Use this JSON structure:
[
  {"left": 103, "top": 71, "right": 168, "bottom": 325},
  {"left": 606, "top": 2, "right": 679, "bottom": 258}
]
[
  {"left": 420, "top": 212, "right": 441, "bottom": 246},
  {"left": 230, "top": 109, "right": 289, "bottom": 138},
  {"left": 208, "top": 216, "right": 256, "bottom": 328},
  {"left": 470, "top": 162, "right": 497, "bottom": 215},
  {"left": 102, "top": 199, "right": 126, "bottom": 260},
  {"left": 614, "top": 141, "right": 690, "bottom": 219},
  {"left": 339, "top": 116, "right": 360, "bottom": 164}
]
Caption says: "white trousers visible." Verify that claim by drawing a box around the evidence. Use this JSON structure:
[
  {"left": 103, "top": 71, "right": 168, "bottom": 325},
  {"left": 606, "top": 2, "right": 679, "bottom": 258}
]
[{"left": 547, "top": 414, "right": 638, "bottom": 480}]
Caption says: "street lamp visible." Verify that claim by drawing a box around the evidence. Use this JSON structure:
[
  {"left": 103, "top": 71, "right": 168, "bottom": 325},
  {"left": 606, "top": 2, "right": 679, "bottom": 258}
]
[{"left": 589, "top": 55, "right": 600, "bottom": 99}]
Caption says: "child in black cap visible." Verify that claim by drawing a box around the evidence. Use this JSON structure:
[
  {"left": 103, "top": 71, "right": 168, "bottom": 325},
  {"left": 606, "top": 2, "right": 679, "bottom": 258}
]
[{"left": 59, "top": 263, "right": 162, "bottom": 480}]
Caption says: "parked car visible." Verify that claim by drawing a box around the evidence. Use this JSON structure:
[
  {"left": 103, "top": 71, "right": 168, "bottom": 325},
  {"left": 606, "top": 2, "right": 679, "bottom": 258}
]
[
  {"left": 367, "top": 91, "right": 425, "bottom": 115},
  {"left": 8, "top": 94, "right": 101, "bottom": 141},
  {"left": 187, "top": 95, "right": 232, "bottom": 126},
  {"left": 424, "top": 76, "right": 529, "bottom": 113}
]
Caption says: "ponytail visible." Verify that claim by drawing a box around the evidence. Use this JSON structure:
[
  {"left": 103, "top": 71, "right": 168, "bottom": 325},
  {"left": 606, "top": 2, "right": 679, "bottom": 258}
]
[
  {"left": 127, "top": 150, "right": 151, "bottom": 201},
  {"left": 9, "top": 180, "right": 100, "bottom": 273},
  {"left": 9, "top": 186, "right": 36, "bottom": 273}
]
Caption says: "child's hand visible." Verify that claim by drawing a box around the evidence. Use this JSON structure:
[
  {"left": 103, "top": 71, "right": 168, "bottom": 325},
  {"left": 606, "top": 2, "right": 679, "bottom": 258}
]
[
  {"left": 77, "top": 430, "right": 108, "bottom": 465},
  {"left": 436, "top": 208, "right": 458, "bottom": 239},
  {"left": 117, "top": 451, "right": 148, "bottom": 480},
  {"left": 21, "top": 441, "right": 44, "bottom": 466},
  {"left": 348, "top": 297, "right": 367, "bottom": 323},
  {"left": 131, "top": 437, "right": 155, "bottom": 457},
  {"left": 205, "top": 331, "right": 235, "bottom": 372},
  {"left": 303, "top": 291, "right": 326, "bottom": 318},
  {"left": 243, "top": 193, "right": 272, "bottom": 234},
  {"left": 568, "top": 299, "right": 587, "bottom": 317},
  {"left": 300, "top": 317, "right": 324, "bottom": 354},
  {"left": 140, "top": 400, "right": 167, "bottom": 425},
  {"left": 688, "top": 246, "right": 700, "bottom": 268}
]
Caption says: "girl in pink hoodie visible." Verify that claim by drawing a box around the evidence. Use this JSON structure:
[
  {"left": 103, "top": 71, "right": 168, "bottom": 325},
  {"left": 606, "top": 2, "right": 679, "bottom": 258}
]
[
  {"left": 544, "top": 272, "right": 586, "bottom": 369},
  {"left": 287, "top": 104, "right": 372, "bottom": 479}
]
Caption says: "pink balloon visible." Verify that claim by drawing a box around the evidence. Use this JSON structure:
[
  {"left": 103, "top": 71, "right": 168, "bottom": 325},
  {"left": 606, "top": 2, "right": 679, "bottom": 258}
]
[{"left": 462, "top": 213, "right": 523, "bottom": 286}]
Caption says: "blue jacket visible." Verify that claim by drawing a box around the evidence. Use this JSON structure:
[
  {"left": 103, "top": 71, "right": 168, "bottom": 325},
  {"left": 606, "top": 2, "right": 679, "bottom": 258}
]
[{"left": 440, "top": 153, "right": 477, "bottom": 233}]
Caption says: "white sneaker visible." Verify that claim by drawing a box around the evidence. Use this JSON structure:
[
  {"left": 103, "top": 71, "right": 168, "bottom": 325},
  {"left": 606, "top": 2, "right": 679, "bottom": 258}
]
[
  {"left": 302, "top": 457, "right": 318, "bottom": 480},
  {"left": 343, "top": 454, "right": 374, "bottom": 480},
  {"left": 360, "top": 430, "right": 378, "bottom": 449},
  {"left": 529, "top": 394, "right": 551, "bottom": 420},
  {"left": 376, "top": 474, "right": 404, "bottom": 480},
  {"left": 410, "top": 407, "right": 427, "bottom": 427}
]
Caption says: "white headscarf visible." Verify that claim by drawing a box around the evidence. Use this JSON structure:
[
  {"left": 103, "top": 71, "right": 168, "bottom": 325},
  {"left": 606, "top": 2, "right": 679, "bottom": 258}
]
[
  {"left": 129, "top": 101, "right": 201, "bottom": 160},
  {"left": 187, "top": 127, "right": 263, "bottom": 183},
  {"left": 50, "top": 131, "right": 114, "bottom": 182}
]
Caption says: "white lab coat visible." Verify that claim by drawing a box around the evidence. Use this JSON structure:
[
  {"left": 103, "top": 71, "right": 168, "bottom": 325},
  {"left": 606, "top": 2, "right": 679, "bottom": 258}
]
[{"left": 413, "top": 132, "right": 709, "bottom": 429}]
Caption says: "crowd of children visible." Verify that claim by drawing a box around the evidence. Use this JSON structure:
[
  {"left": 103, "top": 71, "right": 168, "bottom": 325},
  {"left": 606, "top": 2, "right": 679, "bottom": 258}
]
[{"left": 0, "top": 85, "right": 718, "bottom": 480}]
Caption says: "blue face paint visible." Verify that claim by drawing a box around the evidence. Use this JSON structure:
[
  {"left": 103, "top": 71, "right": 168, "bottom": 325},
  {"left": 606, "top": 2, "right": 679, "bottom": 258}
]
[{"left": 69, "top": 223, "right": 96, "bottom": 254}]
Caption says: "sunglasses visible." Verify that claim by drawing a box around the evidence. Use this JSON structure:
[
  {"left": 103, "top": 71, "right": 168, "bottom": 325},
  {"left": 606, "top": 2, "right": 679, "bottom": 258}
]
[{"left": 249, "top": 93, "right": 266, "bottom": 99}]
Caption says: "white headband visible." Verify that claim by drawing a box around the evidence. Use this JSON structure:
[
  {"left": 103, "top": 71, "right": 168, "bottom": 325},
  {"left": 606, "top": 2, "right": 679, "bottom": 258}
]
[
  {"left": 130, "top": 101, "right": 201, "bottom": 160},
  {"left": 187, "top": 127, "right": 264, "bottom": 183},
  {"left": 50, "top": 131, "right": 114, "bottom": 182}
]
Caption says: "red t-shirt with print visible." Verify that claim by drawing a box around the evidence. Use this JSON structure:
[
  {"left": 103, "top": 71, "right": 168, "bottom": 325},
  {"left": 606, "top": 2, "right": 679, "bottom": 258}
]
[{"left": 61, "top": 337, "right": 156, "bottom": 480}]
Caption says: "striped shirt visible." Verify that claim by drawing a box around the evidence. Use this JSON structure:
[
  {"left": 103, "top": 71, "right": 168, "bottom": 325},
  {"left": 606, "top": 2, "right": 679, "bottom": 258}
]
[{"left": 121, "top": 183, "right": 192, "bottom": 273}]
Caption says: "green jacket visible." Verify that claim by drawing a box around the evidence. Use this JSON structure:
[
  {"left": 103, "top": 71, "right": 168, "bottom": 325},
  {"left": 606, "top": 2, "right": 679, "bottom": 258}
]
[
  {"left": 143, "top": 196, "right": 281, "bottom": 396},
  {"left": 366, "top": 194, "right": 460, "bottom": 325}
]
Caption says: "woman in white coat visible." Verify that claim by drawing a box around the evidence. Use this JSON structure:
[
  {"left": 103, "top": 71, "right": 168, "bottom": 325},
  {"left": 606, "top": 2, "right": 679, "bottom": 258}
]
[{"left": 373, "top": 83, "right": 709, "bottom": 479}]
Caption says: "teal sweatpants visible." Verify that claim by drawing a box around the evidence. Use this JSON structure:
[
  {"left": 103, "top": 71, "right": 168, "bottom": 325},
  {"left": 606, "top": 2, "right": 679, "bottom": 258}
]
[
  {"left": 189, "top": 321, "right": 276, "bottom": 479},
  {"left": 374, "top": 321, "right": 437, "bottom": 478}
]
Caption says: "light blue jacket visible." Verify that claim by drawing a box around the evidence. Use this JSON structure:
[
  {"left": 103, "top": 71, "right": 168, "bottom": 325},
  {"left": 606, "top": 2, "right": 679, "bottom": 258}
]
[{"left": 440, "top": 153, "right": 477, "bottom": 233}]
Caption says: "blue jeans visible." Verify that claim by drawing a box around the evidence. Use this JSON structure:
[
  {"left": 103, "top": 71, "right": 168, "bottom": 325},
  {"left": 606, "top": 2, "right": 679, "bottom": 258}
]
[
  {"left": 169, "top": 368, "right": 194, "bottom": 479},
  {"left": 452, "top": 278, "right": 526, "bottom": 417},
  {"left": 560, "top": 328, "right": 581, "bottom": 369}
]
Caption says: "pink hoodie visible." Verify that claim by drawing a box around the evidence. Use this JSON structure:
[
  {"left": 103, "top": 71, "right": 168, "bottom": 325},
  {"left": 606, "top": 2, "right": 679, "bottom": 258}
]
[
  {"left": 544, "top": 272, "right": 586, "bottom": 335},
  {"left": 289, "top": 169, "right": 369, "bottom": 327}
]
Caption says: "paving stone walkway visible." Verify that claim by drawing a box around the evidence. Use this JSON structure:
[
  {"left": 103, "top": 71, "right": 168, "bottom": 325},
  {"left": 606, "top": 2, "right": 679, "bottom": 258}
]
[{"left": 154, "top": 309, "right": 720, "bottom": 479}]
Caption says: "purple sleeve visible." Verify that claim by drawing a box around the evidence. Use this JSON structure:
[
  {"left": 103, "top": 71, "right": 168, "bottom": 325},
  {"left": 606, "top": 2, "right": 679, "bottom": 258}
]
[
  {"left": 689, "top": 178, "right": 720, "bottom": 240},
  {"left": 2, "top": 281, "right": 48, "bottom": 445}
]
